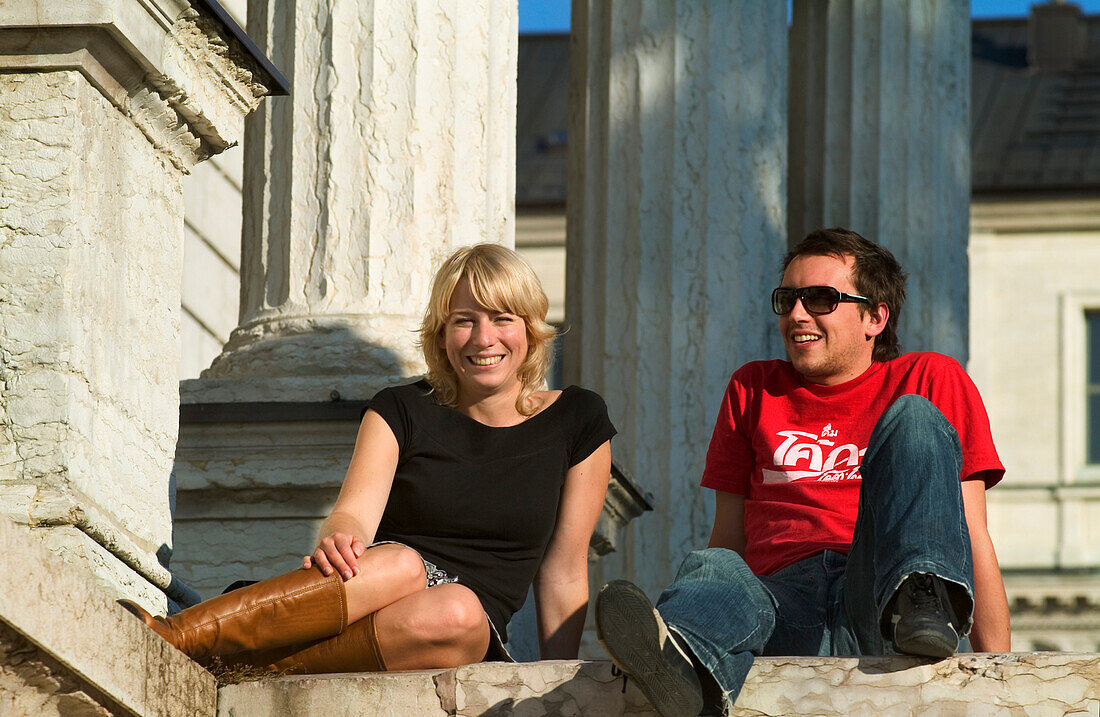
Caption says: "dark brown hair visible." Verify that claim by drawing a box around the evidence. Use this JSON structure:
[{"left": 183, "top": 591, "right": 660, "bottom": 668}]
[{"left": 782, "top": 228, "right": 907, "bottom": 362}]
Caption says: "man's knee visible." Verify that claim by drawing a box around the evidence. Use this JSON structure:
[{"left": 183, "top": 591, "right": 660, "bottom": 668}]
[
  {"left": 661, "top": 548, "right": 775, "bottom": 622},
  {"left": 880, "top": 394, "right": 947, "bottom": 430},
  {"left": 673, "top": 548, "right": 756, "bottom": 586},
  {"left": 865, "top": 394, "right": 961, "bottom": 466}
]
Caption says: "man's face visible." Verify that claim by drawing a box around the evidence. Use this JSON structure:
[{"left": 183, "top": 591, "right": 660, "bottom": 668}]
[{"left": 778, "top": 254, "right": 887, "bottom": 385}]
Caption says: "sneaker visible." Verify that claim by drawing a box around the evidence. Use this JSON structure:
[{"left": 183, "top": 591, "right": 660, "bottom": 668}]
[
  {"left": 890, "top": 573, "right": 960, "bottom": 658},
  {"left": 595, "top": 580, "right": 704, "bottom": 717}
]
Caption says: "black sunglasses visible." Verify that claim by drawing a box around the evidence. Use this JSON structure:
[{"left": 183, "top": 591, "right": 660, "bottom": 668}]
[{"left": 771, "top": 286, "right": 871, "bottom": 316}]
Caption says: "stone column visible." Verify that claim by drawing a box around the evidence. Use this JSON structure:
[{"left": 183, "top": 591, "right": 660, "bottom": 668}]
[
  {"left": 172, "top": 0, "right": 518, "bottom": 600},
  {"left": 789, "top": 0, "right": 970, "bottom": 360},
  {"left": 0, "top": 0, "right": 277, "bottom": 610},
  {"left": 567, "top": 0, "right": 788, "bottom": 601},
  {"left": 194, "top": 0, "right": 518, "bottom": 403}
]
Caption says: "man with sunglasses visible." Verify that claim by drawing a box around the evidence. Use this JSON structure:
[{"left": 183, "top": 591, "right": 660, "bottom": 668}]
[{"left": 596, "top": 228, "right": 1009, "bottom": 717}]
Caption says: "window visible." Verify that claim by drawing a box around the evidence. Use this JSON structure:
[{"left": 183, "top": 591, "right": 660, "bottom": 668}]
[{"left": 1089, "top": 311, "right": 1100, "bottom": 464}]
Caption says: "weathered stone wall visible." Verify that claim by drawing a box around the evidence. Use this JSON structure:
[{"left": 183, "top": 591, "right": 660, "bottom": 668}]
[
  {"left": 0, "top": 0, "right": 276, "bottom": 613},
  {"left": 173, "top": 417, "right": 360, "bottom": 597},
  {"left": 197, "top": 0, "right": 518, "bottom": 399},
  {"left": 789, "top": 0, "right": 971, "bottom": 361},
  {"left": 0, "top": 69, "right": 184, "bottom": 606}
]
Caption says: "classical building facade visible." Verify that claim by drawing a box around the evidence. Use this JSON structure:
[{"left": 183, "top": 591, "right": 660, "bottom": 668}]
[
  {"left": 969, "top": 7, "right": 1100, "bottom": 651},
  {"left": 2, "top": 0, "right": 1098, "bottom": 711}
]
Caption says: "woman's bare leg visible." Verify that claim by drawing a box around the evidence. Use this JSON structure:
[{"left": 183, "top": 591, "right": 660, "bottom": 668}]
[
  {"left": 341, "top": 543, "right": 431, "bottom": 624},
  {"left": 373, "top": 583, "right": 492, "bottom": 670}
]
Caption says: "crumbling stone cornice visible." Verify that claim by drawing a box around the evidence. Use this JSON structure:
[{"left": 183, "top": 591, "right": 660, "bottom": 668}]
[{"left": 0, "top": 0, "right": 280, "bottom": 171}]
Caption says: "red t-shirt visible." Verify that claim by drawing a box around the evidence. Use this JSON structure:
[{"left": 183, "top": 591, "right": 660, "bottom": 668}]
[{"left": 700, "top": 352, "right": 1004, "bottom": 577}]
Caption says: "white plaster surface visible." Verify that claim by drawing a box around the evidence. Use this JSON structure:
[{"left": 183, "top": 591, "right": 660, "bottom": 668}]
[
  {"left": 566, "top": 0, "right": 788, "bottom": 652},
  {"left": 182, "top": 148, "right": 243, "bottom": 379},
  {"left": 201, "top": 0, "right": 518, "bottom": 397},
  {"left": 789, "top": 0, "right": 972, "bottom": 362}
]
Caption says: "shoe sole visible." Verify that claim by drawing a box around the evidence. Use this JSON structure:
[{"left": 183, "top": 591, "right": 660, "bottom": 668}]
[
  {"left": 894, "top": 629, "right": 958, "bottom": 659},
  {"left": 595, "top": 581, "right": 703, "bottom": 717}
]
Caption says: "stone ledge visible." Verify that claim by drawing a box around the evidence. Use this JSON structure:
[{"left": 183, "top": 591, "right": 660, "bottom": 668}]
[
  {"left": 218, "top": 652, "right": 1100, "bottom": 716},
  {"left": 3, "top": 506, "right": 1096, "bottom": 716},
  {"left": 0, "top": 517, "right": 216, "bottom": 717}
]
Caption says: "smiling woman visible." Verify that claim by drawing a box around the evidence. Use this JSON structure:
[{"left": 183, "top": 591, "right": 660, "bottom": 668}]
[
  {"left": 418, "top": 244, "right": 557, "bottom": 419},
  {"left": 123, "top": 242, "right": 616, "bottom": 674}
]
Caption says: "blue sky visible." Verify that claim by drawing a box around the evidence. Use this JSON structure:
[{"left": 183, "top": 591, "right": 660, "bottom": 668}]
[{"left": 519, "top": 1, "right": 1100, "bottom": 34}]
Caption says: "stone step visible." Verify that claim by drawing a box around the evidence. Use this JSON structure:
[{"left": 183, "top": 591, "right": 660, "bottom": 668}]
[
  {"left": 3, "top": 514, "right": 1098, "bottom": 716},
  {"left": 218, "top": 652, "right": 1100, "bottom": 716}
]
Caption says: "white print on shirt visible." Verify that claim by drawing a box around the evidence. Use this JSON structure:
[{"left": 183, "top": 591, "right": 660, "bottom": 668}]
[{"left": 761, "top": 429, "right": 866, "bottom": 484}]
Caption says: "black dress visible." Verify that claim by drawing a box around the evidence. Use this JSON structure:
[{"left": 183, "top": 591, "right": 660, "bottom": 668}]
[{"left": 370, "top": 379, "right": 617, "bottom": 642}]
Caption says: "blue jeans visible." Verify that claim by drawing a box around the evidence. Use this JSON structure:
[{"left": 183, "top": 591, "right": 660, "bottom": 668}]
[{"left": 656, "top": 395, "right": 975, "bottom": 712}]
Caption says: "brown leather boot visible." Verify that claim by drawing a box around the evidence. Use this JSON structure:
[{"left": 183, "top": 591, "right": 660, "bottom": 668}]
[
  {"left": 223, "top": 611, "right": 387, "bottom": 675},
  {"left": 120, "top": 567, "right": 348, "bottom": 662}
]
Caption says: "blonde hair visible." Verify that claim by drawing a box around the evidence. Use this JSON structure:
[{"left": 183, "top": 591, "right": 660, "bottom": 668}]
[{"left": 418, "top": 243, "right": 557, "bottom": 415}]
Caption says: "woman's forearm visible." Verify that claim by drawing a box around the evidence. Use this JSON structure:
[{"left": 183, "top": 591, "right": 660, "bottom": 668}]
[
  {"left": 317, "top": 510, "right": 371, "bottom": 544},
  {"left": 534, "top": 571, "right": 589, "bottom": 659}
]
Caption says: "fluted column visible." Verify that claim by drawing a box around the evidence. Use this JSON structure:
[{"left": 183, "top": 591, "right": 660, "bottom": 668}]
[
  {"left": 789, "top": 0, "right": 970, "bottom": 360},
  {"left": 171, "top": 0, "right": 517, "bottom": 603},
  {"left": 567, "top": 0, "right": 788, "bottom": 601},
  {"left": 199, "top": 0, "right": 518, "bottom": 400}
]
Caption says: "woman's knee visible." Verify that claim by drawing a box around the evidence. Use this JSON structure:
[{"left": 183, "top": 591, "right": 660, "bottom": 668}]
[
  {"left": 429, "top": 587, "right": 489, "bottom": 660},
  {"left": 362, "top": 544, "right": 428, "bottom": 593},
  {"left": 431, "top": 586, "right": 488, "bottom": 637}
]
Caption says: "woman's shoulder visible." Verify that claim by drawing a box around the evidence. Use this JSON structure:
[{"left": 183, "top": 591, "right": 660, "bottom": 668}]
[
  {"left": 559, "top": 385, "right": 609, "bottom": 408},
  {"left": 368, "top": 379, "right": 436, "bottom": 420},
  {"left": 539, "top": 387, "right": 614, "bottom": 434},
  {"left": 371, "top": 378, "right": 435, "bottom": 404},
  {"left": 534, "top": 385, "right": 608, "bottom": 414}
]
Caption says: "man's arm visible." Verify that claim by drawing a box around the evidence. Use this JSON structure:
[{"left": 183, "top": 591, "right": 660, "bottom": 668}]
[
  {"left": 961, "top": 475, "right": 1011, "bottom": 651},
  {"left": 708, "top": 491, "right": 747, "bottom": 554}
]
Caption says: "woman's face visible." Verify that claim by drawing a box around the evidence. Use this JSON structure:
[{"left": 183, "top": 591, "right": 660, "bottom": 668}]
[{"left": 439, "top": 278, "right": 529, "bottom": 400}]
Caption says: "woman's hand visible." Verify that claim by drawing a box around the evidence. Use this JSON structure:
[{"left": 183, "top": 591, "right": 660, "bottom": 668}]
[{"left": 304, "top": 532, "right": 366, "bottom": 581}]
